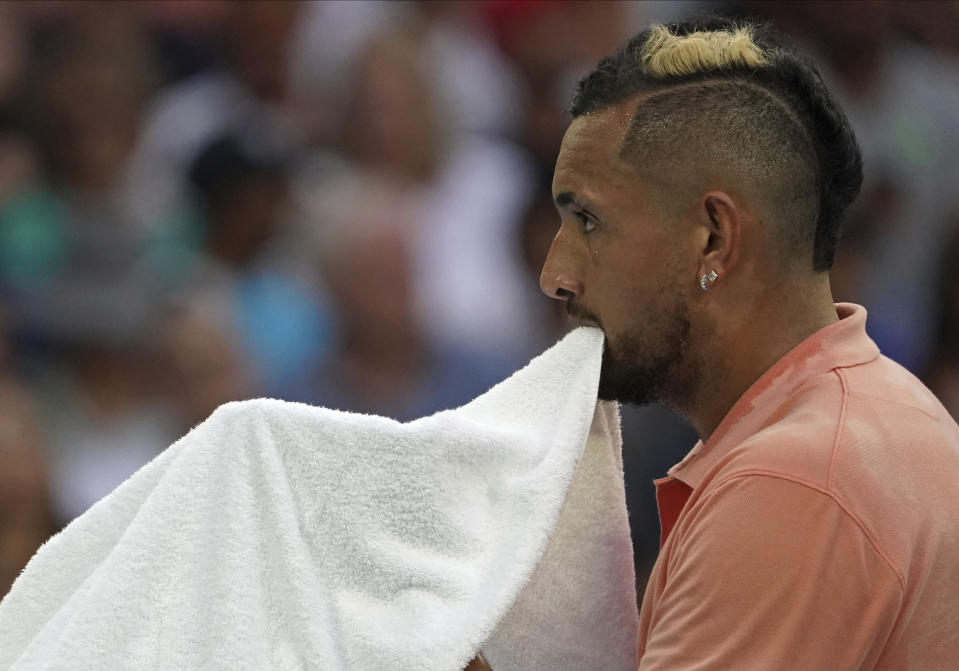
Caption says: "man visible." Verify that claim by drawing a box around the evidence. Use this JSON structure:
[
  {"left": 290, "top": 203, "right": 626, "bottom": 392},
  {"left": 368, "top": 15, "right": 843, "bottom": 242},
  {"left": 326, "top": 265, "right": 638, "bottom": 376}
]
[{"left": 540, "top": 17, "right": 959, "bottom": 670}]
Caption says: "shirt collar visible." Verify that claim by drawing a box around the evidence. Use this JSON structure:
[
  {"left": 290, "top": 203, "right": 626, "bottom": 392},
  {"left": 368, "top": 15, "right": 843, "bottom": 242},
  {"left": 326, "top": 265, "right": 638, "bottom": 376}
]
[{"left": 668, "top": 303, "right": 880, "bottom": 489}]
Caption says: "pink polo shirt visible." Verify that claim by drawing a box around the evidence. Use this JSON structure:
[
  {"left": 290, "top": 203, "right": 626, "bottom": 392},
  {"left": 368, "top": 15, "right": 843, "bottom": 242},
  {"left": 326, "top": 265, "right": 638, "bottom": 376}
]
[{"left": 637, "top": 304, "right": 959, "bottom": 670}]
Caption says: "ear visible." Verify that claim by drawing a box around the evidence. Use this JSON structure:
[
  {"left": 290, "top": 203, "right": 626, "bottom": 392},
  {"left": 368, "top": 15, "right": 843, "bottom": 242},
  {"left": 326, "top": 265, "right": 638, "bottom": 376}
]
[{"left": 695, "top": 191, "right": 742, "bottom": 288}]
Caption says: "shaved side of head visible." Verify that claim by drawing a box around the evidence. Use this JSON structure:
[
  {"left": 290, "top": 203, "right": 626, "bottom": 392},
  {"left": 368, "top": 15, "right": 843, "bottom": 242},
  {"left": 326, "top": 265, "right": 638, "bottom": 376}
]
[
  {"left": 620, "top": 80, "right": 820, "bottom": 266},
  {"left": 570, "top": 17, "right": 862, "bottom": 272}
]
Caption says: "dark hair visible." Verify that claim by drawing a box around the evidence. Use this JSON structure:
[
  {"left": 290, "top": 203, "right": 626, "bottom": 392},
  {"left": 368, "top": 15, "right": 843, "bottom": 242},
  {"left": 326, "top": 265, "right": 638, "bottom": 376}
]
[
  {"left": 570, "top": 16, "right": 862, "bottom": 271},
  {"left": 188, "top": 133, "right": 287, "bottom": 207}
]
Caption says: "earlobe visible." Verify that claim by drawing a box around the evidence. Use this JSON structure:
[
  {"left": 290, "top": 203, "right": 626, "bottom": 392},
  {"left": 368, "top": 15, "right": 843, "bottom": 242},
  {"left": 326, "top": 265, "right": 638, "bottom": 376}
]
[
  {"left": 700, "top": 270, "right": 719, "bottom": 291},
  {"left": 698, "top": 192, "right": 741, "bottom": 287}
]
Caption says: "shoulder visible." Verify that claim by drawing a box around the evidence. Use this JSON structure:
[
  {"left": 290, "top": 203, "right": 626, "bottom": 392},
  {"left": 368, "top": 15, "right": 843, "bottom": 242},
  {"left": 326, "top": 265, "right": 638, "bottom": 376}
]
[
  {"left": 673, "top": 474, "right": 902, "bottom": 585},
  {"left": 828, "top": 355, "right": 959, "bottom": 497},
  {"left": 838, "top": 350, "right": 941, "bottom": 407},
  {"left": 714, "top": 369, "right": 845, "bottom": 488},
  {"left": 718, "top": 355, "right": 959, "bottom": 490},
  {"left": 701, "top": 354, "right": 959, "bottom": 587},
  {"left": 646, "top": 473, "right": 903, "bottom": 670}
]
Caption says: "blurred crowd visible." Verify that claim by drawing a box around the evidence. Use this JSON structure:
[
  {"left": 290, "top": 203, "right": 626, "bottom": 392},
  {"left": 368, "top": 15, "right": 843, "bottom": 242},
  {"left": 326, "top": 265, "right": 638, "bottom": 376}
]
[{"left": 0, "top": 0, "right": 956, "bottom": 599}]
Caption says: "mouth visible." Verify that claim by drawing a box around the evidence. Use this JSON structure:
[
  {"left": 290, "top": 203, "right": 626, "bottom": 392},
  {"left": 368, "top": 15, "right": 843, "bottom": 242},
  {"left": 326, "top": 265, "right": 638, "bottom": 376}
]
[
  {"left": 569, "top": 315, "right": 601, "bottom": 330},
  {"left": 565, "top": 302, "right": 603, "bottom": 331}
]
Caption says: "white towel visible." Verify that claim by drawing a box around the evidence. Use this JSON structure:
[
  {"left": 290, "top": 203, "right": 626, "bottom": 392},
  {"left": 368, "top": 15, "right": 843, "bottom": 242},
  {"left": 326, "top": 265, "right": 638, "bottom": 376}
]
[{"left": 0, "top": 327, "right": 638, "bottom": 670}]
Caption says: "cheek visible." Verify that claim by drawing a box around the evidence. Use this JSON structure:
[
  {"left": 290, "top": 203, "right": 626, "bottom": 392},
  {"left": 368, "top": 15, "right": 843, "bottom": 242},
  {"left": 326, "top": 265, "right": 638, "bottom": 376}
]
[
  {"left": 587, "top": 268, "right": 646, "bottom": 334},
  {"left": 590, "top": 248, "right": 686, "bottom": 334}
]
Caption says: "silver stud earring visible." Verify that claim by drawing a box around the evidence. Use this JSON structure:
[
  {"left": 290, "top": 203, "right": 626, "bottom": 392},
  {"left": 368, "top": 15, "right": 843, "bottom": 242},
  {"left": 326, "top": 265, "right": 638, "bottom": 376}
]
[{"left": 700, "top": 270, "right": 718, "bottom": 291}]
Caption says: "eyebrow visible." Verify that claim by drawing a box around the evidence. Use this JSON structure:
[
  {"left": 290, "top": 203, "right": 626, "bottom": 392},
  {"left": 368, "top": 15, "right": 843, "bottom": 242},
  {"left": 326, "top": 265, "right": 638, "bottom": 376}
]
[
  {"left": 554, "top": 191, "right": 600, "bottom": 219},
  {"left": 554, "top": 191, "right": 579, "bottom": 209}
]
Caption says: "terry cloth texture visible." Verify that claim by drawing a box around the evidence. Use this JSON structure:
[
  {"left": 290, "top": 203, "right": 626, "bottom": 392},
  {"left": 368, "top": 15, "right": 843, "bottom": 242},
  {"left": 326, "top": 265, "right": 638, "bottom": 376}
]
[{"left": 0, "top": 327, "right": 639, "bottom": 671}]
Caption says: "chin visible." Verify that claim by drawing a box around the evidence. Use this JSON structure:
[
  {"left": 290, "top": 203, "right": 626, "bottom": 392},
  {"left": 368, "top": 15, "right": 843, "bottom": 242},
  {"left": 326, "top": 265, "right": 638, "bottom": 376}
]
[
  {"left": 597, "top": 344, "right": 658, "bottom": 407},
  {"left": 597, "top": 378, "right": 656, "bottom": 407}
]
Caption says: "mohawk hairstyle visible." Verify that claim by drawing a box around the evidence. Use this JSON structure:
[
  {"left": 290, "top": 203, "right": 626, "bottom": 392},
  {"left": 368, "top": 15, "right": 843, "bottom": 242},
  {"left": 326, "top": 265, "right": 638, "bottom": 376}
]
[{"left": 570, "top": 17, "right": 862, "bottom": 271}]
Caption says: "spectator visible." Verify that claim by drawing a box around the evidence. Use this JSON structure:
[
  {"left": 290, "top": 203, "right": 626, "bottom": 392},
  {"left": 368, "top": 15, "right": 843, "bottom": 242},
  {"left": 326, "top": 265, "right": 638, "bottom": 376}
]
[
  {"left": 132, "top": 0, "right": 306, "bottom": 223},
  {"left": 0, "top": 4, "right": 186, "bottom": 349},
  {"left": 287, "top": 170, "right": 512, "bottom": 421},
  {"left": 38, "top": 330, "right": 174, "bottom": 526},
  {"left": 323, "top": 25, "right": 537, "bottom": 362},
  {"left": 154, "top": 304, "right": 257, "bottom": 434},
  {"left": 181, "top": 131, "right": 331, "bottom": 394},
  {"left": 0, "top": 379, "right": 54, "bottom": 597}
]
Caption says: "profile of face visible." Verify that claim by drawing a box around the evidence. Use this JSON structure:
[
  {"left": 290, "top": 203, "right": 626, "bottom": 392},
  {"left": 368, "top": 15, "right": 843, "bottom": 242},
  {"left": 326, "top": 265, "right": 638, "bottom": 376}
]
[{"left": 540, "top": 106, "right": 701, "bottom": 408}]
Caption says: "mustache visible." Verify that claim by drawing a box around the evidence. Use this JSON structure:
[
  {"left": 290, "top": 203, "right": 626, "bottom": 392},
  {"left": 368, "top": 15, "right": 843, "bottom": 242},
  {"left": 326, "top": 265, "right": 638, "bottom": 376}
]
[{"left": 566, "top": 300, "right": 603, "bottom": 329}]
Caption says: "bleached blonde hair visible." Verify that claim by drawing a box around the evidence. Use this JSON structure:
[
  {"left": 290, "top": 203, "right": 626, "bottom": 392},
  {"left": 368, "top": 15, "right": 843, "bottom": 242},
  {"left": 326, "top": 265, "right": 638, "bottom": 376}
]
[{"left": 638, "top": 24, "right": 769, "bottom": 78}]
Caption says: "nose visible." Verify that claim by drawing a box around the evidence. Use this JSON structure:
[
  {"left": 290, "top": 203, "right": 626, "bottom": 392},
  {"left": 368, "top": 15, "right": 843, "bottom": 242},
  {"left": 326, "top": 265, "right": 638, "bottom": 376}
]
[{"left": 539, "top": 235, "right": 583, "bottom": 302}]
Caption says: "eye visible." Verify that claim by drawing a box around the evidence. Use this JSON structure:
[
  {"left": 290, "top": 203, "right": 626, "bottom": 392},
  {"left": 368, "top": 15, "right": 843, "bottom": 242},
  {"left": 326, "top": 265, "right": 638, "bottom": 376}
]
[{"left": 575, "top": 211, "right": 597, "bottom": 234}]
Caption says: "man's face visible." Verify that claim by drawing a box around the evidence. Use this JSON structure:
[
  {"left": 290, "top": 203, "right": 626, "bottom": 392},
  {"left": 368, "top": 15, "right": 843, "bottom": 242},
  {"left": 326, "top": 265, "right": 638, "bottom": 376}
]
[{"left": 541, "top": 106, "right": 700, "bottom": 407}]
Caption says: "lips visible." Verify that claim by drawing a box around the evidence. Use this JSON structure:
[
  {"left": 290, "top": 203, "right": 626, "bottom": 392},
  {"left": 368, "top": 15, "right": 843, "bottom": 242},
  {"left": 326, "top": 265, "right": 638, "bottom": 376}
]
[
  {"left": 572, "top": 316, "right": 601, "bottom": 329},
  {"left": 566, "top": 302, "right": 603, "bottom": 330}
]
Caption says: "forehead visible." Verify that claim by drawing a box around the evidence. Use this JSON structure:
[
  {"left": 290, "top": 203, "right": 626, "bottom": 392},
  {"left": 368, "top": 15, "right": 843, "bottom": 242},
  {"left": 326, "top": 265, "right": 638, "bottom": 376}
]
[{"left": 552, "top": 105, "right": 637, "bottom": 205}]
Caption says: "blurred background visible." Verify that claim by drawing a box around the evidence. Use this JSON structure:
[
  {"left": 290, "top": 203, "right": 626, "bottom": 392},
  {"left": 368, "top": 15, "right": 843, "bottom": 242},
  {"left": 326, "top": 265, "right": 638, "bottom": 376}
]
[{"left": 0, "top": 0, "right": 957, "bottom": 601}]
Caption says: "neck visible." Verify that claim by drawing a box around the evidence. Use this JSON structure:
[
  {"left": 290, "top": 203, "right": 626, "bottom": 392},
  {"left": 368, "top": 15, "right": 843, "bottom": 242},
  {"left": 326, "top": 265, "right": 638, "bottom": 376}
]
[{"left": 685, "top": 278, "right": 837, "bottom": 442}]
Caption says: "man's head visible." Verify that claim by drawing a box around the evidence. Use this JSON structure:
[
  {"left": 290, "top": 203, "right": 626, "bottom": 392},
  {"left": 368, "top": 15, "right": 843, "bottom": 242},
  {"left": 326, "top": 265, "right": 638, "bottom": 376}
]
[{"left": 540, "top": 17, "right": 862, "bottom": 410}]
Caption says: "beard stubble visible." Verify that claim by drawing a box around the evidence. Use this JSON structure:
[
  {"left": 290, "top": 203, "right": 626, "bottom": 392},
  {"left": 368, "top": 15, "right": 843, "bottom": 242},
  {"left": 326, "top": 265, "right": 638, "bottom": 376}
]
[{"left": 570, "top": 289, "right": 697, "bottom": 409}]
